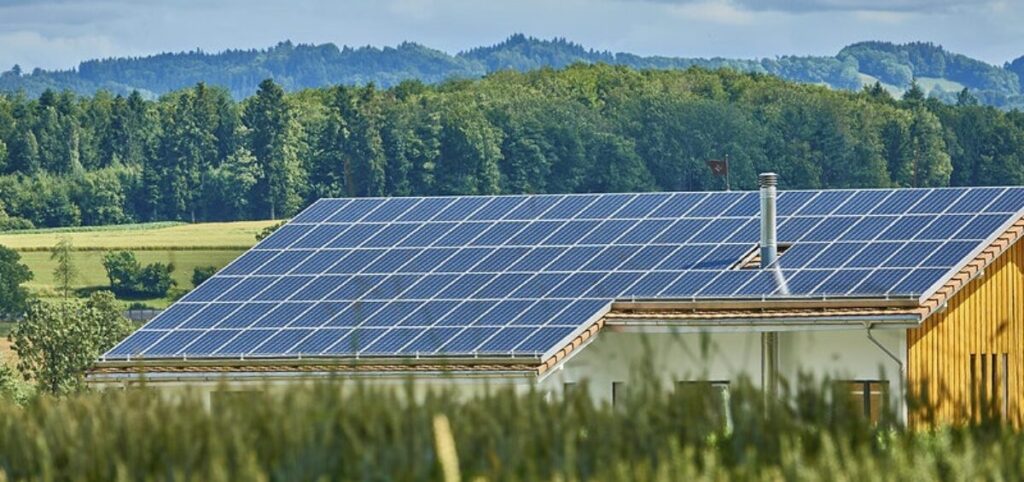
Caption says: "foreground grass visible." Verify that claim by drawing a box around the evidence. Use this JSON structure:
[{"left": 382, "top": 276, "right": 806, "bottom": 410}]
[
  {"left": 0, "top": 379, "right": 1019, "bottom": 481},
  {"left": 0, "top": 220, "right": 276, "bottom": 309}
]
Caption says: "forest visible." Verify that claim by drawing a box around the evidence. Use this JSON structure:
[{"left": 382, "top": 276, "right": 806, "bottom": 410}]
[
  {"left": 0, "top": 64, "right": 1022, "bottom": 229},
  {"left": 2, "top": 35, "right": 1023, "bottom": 108}
]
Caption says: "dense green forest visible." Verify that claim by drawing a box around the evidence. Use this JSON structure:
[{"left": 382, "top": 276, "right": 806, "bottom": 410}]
[
  {"left": 2, "top": 35, "right": 1023, "bottom": 108},
  {"left": 0, "top": 64, "right": 1022, "bottom": 229}
]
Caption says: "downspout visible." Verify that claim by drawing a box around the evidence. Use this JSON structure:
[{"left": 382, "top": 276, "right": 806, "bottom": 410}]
[
  {"left": 759, "top": 173, "right": 780, "bottom": 402},
  {"left": 865, "top": 322, "right": 905, "bottom": 424}
]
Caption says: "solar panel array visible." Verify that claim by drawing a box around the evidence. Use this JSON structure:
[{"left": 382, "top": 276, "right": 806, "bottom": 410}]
[{"left": 105, "top": 187, "right": 1024, "bottom": 361}]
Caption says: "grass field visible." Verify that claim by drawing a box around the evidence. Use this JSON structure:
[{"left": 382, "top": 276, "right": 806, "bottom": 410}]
[
  {"left": 0, "top": 220, "right": 278, "bottom": 309},
  {"left": 0, "top": 220, "right": 277, "bottom": 251}
]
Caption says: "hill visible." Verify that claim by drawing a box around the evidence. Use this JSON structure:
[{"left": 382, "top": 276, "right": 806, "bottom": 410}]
[{"left": 1, "top": 35, "right": 1022, "bottom": 108}]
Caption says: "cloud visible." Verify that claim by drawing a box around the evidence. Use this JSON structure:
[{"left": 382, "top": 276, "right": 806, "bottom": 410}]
[
  {"left": 664, "top": 0, "right": 757, "bottom": 25},
  {"left": 622, "top": 0, "right": 1002, "bottom": 13},
  {"left": 0, "top": 0, "right": 1020, "bottom": 71}
]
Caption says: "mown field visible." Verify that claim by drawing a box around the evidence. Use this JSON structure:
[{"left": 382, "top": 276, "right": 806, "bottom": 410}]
[{"left": 0, "top": 220, "right": 277, "bottom": 309}]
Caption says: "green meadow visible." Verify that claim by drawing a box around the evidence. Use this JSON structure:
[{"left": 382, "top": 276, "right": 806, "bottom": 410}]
[{"left": 0, "top": 220, "right": 278, "bottom": 308}]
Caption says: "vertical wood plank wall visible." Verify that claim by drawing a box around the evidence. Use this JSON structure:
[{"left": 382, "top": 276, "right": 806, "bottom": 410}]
[{"left": 908, "top": 240, "right": 1023, "bottom": 427}]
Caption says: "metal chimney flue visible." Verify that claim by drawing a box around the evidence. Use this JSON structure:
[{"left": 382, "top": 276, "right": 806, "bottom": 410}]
[
  {"left": 758, "top": 172, "right": 778, "bottom": 268},
  {"left": 759, "top": 172, "right": 781, "bottom": 404}
]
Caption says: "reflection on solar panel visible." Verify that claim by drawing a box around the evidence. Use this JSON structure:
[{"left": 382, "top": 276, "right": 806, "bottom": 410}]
[{"left": 105, "top": 187, "right": 1024, "bottom": 362}]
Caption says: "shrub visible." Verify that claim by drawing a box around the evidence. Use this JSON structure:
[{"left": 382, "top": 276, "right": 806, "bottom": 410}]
[
  {"left": 102, "top": 250, "right": 176, "bottom": 297},
  {"left": 0, "top": 216, "right": 34, "bottom": 231},
  {"left": 192, "top": 265, "right": 217, "bottom": 287},
  {"left": 255, "top": 220, "right": 286, "bottom": 242},
  {"left": 137, "top": 262, "right": 175, "bottom": 297}
]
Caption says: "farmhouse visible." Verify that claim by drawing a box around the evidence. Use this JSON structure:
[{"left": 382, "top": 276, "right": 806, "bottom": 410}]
[{"left": 91, "top": 174, "right": 1024, "bottom": 427}]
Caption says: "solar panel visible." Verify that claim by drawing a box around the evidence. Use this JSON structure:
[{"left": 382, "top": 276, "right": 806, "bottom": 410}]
[{"left": 105, "top": 186, "right": 1024, "bottom": 362}]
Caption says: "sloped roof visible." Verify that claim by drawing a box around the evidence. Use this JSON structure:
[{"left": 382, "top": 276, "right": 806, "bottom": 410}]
[{"left": 100, "top": 187, "right": 1024, "bottom": 367}]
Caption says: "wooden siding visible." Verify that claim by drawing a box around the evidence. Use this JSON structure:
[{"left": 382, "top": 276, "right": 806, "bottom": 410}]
[{"left": 908, "top": 239, "right": 1024, "bottom": 427}]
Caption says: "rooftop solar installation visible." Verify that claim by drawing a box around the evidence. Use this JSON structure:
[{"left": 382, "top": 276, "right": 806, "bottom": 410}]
[{"left": 105, "top": 187, "right": 1024, "bottom": 362}]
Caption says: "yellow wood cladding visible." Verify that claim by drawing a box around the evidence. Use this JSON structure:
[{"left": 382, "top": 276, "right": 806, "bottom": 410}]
[{"left": 908, "top": 239, "right": 1024, "bottom": 427}]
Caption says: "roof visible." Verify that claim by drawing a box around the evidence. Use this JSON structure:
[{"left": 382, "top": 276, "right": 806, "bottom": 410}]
[{"left": 100, "top": 187, "right": 1024, "bottom": 369}]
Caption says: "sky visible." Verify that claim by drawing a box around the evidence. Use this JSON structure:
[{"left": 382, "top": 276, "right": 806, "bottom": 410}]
[{"left": 0, "top": 0, "right": 1022, "bottom": 71}]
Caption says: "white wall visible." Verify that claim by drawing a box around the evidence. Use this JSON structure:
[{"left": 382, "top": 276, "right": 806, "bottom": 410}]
[{"left": 542, "top": 327, "right": 906, "bottom": 412}]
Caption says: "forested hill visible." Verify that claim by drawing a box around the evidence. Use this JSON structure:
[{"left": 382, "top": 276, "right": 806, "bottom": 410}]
[
  {"left": 2, "top": 35, "right": 1023, "bottom": 108},
  {"left": 0, "top": 65, "right": 1023, "bottom": 231}
]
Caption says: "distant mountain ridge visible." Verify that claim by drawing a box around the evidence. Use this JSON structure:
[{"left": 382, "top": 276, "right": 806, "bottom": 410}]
[{"left": 2, "top": 34, "right": 1023, "bottom": 108}]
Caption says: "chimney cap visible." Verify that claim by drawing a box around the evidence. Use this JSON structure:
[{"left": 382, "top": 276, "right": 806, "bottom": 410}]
[{"left": 758, "top": 172, "right": 778, "bottom": 187}]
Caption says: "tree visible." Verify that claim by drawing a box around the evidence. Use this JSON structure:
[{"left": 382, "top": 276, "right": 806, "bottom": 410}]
[
  {"left": 435, "top": 103, "right": 502, "bottom": 195},
  {"left": 346, "top": 85, "right": 387, "bottom": 196},
  {"left": 50, "top": 236, "right": 77, "bottom": 299},
  {"left": 201, "top": 145, "right": 259, "bottom": 220},
  {"left": 243, "top": 79, "right": 304, "bottom": 219},
  {"left": 11, "top": 291, "right": 132, "bottom": 394},
  {"left": 102, "top": 250, "right": 140, "bottom": 295},
  {"left": 0, "top": 245, "right": 32, "bottom": 318}
]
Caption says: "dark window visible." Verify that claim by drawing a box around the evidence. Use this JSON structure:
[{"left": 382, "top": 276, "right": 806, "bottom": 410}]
[
  {"left": 971, "top": 352, "right": 1010, "bottom": 422},
  {"left": 612, "top": 382, "right": 625, "bottom": 407}
]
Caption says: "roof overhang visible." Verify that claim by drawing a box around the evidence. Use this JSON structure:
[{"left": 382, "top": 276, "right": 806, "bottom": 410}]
[{"left": 89, "top": 356, "right": 541, "bottom": 382}]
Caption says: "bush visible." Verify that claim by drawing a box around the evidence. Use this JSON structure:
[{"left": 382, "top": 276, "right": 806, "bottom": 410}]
[
  {"left": 0, "top": 216, "right": 34, "bottom": 231},
  {"left": 101, "top": 250, "right": 176, "bottom": 297},
  {"left": 192, "top": 265, "right": 217, "bottom": 287},
  {"left": 255, "top": 221, "right": 286, "bottom": 242},
  {"left": 137, "top": 262, "right": 175, "bottom": 296},
  {"left": 0, "top": 359, "right": 32, "bottom": 404}
]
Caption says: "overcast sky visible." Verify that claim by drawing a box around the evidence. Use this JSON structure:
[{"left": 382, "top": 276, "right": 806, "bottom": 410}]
[{"left": 0, "top": 0, "right": 1021, "bottom": 71}]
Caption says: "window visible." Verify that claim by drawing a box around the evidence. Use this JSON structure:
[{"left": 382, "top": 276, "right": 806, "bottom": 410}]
[
  {"left": 971, "top": 352, "right": 1009, "bottom": 422},
  {"left": 840, "top": 380, "right": 888, "bottom": 424},
  {"left": 612, "top": 382, "right": 625, "bottom": 407}
]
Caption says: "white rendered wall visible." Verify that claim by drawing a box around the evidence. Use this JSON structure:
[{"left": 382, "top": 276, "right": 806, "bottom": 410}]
[
  {"left": 92, "top": 327, "right": 907, "bottom": 416},
  {"left": 541, "top": 327, "right": 906, "bottom": 412}
]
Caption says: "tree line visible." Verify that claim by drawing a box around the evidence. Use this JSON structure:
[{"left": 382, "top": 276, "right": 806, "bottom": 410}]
[
  {"left": 3, "top": 36, "right": 1023, "bottom": 108},
  {"left": 0, "top": 64, "right": 1022, "bottom": 228}
]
